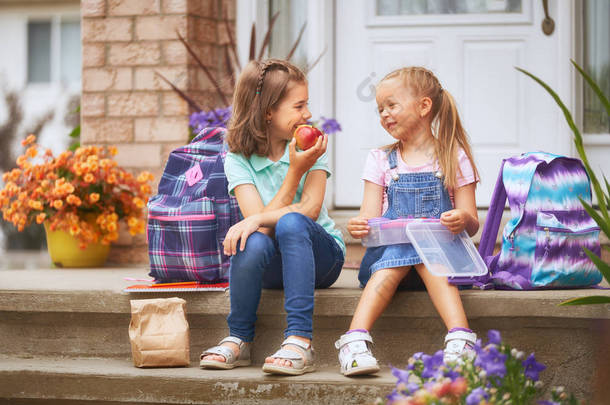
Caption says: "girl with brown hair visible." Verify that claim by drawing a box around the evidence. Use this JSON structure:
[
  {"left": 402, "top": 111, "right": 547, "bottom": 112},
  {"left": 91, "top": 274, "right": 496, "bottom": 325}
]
[{"left": 200, "top": 59, "right": 345, "bottom": 376}]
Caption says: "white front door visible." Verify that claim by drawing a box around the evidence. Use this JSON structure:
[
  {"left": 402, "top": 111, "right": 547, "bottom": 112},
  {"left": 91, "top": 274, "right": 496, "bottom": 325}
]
[{"left": 334, "top": 0, "right": 574, "bottom": 207}]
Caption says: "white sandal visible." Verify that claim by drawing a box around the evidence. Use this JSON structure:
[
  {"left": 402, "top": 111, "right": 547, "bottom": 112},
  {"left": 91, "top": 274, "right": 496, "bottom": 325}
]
[
  {"left": 200, "top": 336, "right": 251, "bottom": 369},
  {"left": 443, "top": 330, "right": 477, "bottom": 364},
  {"left": 335, "top": 331, "right": 380, "bottom": 376},
  {"left": 261, "top": 337, "right": 315, "bottom": 376}
]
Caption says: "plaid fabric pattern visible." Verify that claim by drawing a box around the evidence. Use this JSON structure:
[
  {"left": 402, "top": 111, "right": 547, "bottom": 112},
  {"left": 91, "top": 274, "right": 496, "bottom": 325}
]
[{"left": 147, "top": 127, "right": 241, "bottom": 283}]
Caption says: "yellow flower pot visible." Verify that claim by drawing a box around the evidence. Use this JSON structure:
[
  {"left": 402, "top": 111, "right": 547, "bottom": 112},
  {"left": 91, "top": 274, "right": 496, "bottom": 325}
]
[{"left": 44, "top": 222, "right": 111, "bottom": 268}]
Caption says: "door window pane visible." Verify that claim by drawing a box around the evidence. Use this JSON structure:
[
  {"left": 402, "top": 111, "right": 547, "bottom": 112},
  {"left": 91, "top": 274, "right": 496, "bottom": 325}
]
[
  {"left": 583, "top": 0, "right": 610, "bottom": 133},
  {"left": 376, "top": 0, "right": 521, "bottom": 15},
  {"left": 268, "top": 0, "right": 308, "bottom": 69},
  {"left": 27, "top": 21, "right": 51, "bottom": 83},
  {"left": 60, "top": 21, "right": 81, "bottom": 84}
]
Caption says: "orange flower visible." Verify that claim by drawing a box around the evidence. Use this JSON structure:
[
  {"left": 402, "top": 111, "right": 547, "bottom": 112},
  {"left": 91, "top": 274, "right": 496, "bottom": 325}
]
[
  {"left": 26, "top": 146, "right": 38, "bottom": 159},
  {"left": 66, "top": 195, "right": 82, "bottom": 206},
  {"left": 1, "top": 136, "right": 154, "bottom": 249},
  {"left": 133, "top": 197, "right": 145, "bottom": 209},
  {"left": 36, "top": 213, "right": 47, "bottom": 224},
  {"left": 21, "top": 134, "right": 36, "bottom": 146}
]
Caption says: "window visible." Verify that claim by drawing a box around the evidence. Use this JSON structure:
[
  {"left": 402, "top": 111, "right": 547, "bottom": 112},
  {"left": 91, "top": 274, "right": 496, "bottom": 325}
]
[
  {"left": 375, "top": 0, "right": 522, "bottom": 15},
  {"left": 27, "top": 17, "right": 81, "bottom": 85},
  {"left": 583, "top": 0, "right": 609, "bottom": 134},
  {"left": 268, "top": 0, "right": 308, "bottom": 70}
]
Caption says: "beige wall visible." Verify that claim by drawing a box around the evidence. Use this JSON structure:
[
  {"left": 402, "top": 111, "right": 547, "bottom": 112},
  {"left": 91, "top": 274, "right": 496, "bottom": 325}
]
[{"left": 81, "top": 0, "right": 235, "bottom": 263}]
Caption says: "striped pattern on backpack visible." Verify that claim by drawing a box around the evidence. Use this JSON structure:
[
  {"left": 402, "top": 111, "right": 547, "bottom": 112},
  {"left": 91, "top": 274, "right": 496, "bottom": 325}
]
[{"left": 453, "top": 152, "right": 602, "bottom": 290}]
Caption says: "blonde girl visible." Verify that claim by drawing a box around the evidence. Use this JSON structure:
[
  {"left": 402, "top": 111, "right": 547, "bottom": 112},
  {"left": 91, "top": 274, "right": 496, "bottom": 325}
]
[
  {"left": 200, "top": 59, "right": 345, "bottom": 376},
  {"left": 336, "top": 67, "right": 480, "bottom": 376}
]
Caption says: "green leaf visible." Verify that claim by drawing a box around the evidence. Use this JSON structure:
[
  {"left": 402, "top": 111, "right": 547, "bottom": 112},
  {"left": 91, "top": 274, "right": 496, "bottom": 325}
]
[
  {"left": 516, "top": 66, "right": 610, "bottom": 222},
  {"left": 68, "top": 141, "right": 80, "bottom": 152},
  {"left": 69, "top": 125, "right": 80, "bottom": 139},
  {"left": 559, "top": 296, "right": 610, "bottom": 306},
  {"left": 580, "top": 198, "right": 610, "bottom": 239},
  {"left": 583, "top": 247, "right": 610, "bottom": 282},
  {"left": 572, "top": 59, "right": 610, "bottom": 118}
]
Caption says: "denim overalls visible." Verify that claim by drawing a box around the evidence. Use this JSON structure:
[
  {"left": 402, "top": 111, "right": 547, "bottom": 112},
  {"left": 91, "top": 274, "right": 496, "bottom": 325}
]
[{"left": 358, "top": 148, "right": 454, "bottom": 287}]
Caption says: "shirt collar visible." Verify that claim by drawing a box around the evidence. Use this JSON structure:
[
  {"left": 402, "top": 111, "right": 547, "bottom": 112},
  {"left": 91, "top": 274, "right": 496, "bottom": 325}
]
[{"left": 249, "top": 143, "right": 291, "bottom": 172}]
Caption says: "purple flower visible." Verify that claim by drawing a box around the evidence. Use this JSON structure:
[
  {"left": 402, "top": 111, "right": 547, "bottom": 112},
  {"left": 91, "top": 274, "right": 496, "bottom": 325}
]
[
  {"left": 405, "top": 382, "right": 420, "bottom": 394},
  {"left": 523, "top": 353, "right": 546, "bottom": 381},
  {"left": 474, "top": 345, "right": 507, "bottom": 378},
  {"left": 386, "top": 389, "right": 407, "bottom": 403},
  {"left": 421, "top": 350, "right": 444, "bottom": 379},
  {"left": 466, "top": 387, "right": 489, "bottom": 405},
  {"left": 391, "top": 366, "right": 410, "bottom": 384},
  {"left": 189, "top": 106, "right": 232, "bottom": 134},
  {"left": 320, "top": 117, "right": 342, "bottom": 134},
  {"left": 487, "top": 329, "right": 502, "bottom": 345},
  {"left": 537, "top": 401, "right": 560, "bottom": 405}
]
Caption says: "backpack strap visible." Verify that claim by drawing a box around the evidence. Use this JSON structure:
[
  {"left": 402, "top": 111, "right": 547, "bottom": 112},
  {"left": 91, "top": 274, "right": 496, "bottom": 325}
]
[{"left": 478, "top": 159, "right": 507, "bottom": 259}]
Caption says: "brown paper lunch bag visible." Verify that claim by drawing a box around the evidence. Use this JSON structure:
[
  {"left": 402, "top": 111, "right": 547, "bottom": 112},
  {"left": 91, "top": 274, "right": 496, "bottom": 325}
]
[{"left": 129, "top": 297, "right": 190, "bottom": 367}]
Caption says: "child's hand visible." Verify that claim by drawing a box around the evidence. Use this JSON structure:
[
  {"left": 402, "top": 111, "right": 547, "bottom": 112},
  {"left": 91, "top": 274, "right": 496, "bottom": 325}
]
[
  {"left": 223, "top": 215, "right": 262, "bottom": 256},
  {"left": 288, "top": 135, "right": 328, "bottom": 175},
  {"left": 347, "top": 216, "right": 370, "bottom": 239},
  {"left": 440, "top": 209, "right": 467, "bottom": 234}
]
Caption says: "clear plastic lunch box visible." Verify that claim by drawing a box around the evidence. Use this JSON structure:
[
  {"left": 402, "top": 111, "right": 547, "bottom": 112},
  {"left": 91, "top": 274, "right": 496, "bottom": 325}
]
[{"left": 361, "top": 217, "right": 487, "bottom": 277}]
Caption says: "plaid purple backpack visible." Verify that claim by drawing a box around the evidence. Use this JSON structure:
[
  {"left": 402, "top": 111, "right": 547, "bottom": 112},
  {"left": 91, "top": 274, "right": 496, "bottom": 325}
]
[
  {"left": 452, "top": 152, "right": 602, "bottom": 290},
  {"left": 147, "top": 127, "right": 241, "bottom": 283}
]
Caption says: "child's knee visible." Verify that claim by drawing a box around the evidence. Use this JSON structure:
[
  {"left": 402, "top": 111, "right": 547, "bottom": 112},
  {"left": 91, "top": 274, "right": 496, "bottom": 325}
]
[
  {"left": 231, "top": 232, "right": 274, "bottom": 266},
  {"left": 275, "top": 212, "right": 309, "bottom": 238}
]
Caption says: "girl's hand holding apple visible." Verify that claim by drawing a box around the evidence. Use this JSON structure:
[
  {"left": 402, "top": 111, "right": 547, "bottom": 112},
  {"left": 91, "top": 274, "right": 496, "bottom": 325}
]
[{"left": 288, "top": 134, "right": 327, "bottom": 176}]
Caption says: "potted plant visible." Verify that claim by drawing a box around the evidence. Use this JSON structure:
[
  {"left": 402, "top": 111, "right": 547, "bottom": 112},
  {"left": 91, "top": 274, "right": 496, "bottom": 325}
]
[{"left": 0, "top": 135, "right": 154, "bottom": 267}]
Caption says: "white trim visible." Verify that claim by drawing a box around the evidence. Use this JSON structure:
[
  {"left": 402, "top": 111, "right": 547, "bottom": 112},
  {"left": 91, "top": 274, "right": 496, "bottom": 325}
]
[
  {"left": 583, "top": 134, "right": 610, "bottom": 146},
  {"left": 366, "top": 0, "right": 532, "bottom": 27}
]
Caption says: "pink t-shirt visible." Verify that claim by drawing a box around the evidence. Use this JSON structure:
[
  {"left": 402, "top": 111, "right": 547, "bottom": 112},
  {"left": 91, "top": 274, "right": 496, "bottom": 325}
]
[{"left": 362, "top": 148, "right": 478, "bottom": 212}]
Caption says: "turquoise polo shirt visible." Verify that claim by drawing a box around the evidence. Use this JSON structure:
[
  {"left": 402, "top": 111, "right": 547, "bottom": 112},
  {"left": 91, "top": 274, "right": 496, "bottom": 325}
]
[{"left": 224, "top": 144, "right": 345, "bottom": 255}]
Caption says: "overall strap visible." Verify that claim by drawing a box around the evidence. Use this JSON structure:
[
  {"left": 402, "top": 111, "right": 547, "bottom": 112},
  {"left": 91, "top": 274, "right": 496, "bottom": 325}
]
[
  {"left": 387, "top": 148, "right": 398, "bottom": 170},
  {"left": 478, "top": 160, "right": 507, "bottom": 259}
]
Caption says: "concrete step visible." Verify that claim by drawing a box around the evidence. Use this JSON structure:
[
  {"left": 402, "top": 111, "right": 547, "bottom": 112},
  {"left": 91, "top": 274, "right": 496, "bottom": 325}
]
[
  {"left": 0, "top": 356, "right": 394, "bottom": 405},
  {"left": 1, "top": 266, "right": 610, "bottom": 403}
]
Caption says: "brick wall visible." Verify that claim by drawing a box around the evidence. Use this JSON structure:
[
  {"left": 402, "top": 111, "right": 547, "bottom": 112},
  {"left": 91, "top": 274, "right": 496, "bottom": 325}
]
[{"left": 81, "top": 0, "right": 235, "bottom": 264}]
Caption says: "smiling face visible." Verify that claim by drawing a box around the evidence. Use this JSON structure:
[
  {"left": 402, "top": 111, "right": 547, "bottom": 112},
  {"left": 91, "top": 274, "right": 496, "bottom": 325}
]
[
  {"left": 376, "top": 78, "right": 431, "bottom": 140},
  {"left": 266, "top": 81, "right": 311, "bottom": 143}
]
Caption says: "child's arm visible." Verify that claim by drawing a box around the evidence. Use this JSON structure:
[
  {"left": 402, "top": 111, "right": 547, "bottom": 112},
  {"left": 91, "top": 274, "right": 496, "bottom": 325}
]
[
  {"left": 440, "top": 182, "right": 479, "bottom": 236},
  {"left": 262, "top": 136, "right": 327, "bottom": 213},
  {"left": 347, "top": 181, "right": 384, "bottom": 239},
  {"left": 224, "top": 171, "right": 327, "bottom": 255}
]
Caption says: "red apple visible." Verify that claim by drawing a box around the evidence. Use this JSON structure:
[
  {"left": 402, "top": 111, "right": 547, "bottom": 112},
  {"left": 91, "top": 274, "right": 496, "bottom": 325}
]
[{"left": 293, "top": 124, "right": 323, "bottom": 151}]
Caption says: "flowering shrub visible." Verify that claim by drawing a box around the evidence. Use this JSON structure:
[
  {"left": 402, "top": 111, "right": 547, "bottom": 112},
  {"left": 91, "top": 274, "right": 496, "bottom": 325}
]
[
  {"left": 381, "top": 330, "right": 579, "bottom": 405},
  {"left": 188, "top": 108, "right": 342, "bottom": 138},
  {"left": 0, "top": 135, "right": 154, "bottom": 249}
]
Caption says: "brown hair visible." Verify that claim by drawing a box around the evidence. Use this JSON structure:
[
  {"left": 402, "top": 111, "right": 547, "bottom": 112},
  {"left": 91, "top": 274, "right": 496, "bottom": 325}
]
[
  {"left": 379, "top": 67, "right": 479, "bottom": 190},
  {"left": 226, "top": 59, "right": 307, "bottom": 158}
]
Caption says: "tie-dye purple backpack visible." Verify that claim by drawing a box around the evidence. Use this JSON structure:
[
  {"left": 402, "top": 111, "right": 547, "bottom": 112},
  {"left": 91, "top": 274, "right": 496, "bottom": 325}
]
[
  {"left": 452, "top": 152, "right": 602, "bottom": 290},
  {"left": 147, "top": 127, "right": 241, "bottom": 283}
]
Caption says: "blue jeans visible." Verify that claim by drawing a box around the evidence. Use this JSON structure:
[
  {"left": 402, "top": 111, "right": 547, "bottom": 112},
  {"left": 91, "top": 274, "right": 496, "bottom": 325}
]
[{"left": 227, "top": 212, "right": 344, "bottom": 342}]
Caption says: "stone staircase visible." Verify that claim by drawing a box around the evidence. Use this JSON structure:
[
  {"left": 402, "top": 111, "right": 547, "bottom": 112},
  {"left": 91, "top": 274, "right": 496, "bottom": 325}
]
[{"left": 1, "top": 247, "right": 610, "bottom": 404}]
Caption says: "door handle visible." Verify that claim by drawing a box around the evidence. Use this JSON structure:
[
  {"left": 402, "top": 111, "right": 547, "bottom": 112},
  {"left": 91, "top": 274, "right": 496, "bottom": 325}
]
[{"left": 541, "top": 0, "right": 555, "bottom": 36}]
